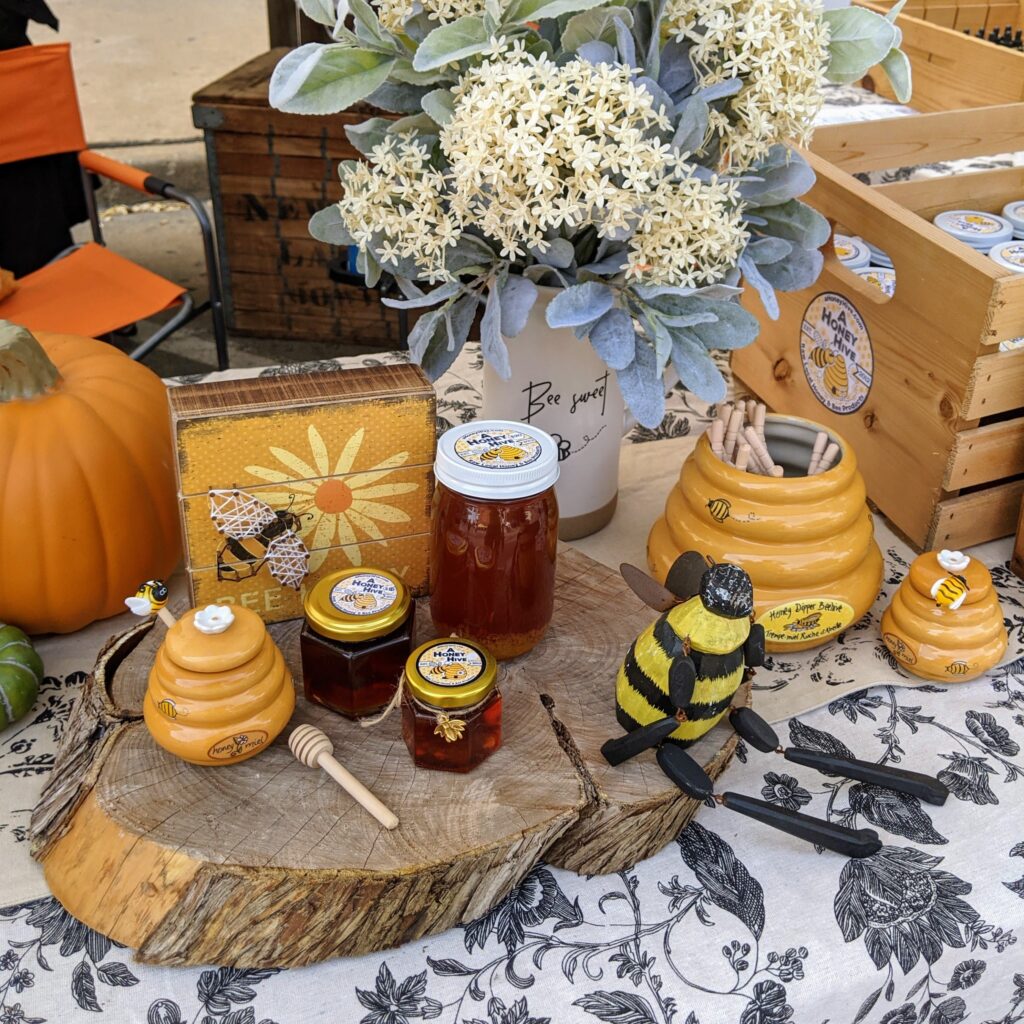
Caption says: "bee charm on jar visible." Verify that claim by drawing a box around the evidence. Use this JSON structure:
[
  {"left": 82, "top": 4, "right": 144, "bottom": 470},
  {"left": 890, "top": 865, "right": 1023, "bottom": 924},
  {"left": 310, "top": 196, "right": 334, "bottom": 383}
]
[
  {"left": 430, "top": 421, "right": 559, "bottom": 659},
  {"left": 881, "top": 549, "right": 1007, "bottom": 682},
  {"left": 401, "top": 639, "right": 501, "bottom": 773}
]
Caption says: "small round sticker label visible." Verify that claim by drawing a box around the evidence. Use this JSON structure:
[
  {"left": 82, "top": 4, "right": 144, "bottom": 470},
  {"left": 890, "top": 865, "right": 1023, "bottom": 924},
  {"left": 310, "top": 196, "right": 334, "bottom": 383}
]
[
  {"left": 758, "top": 599, "right": 854, "bottom": 645},
  {"left": 416, "top": 642, "right": 484, "bottom": 686},
  {"left": 947, "top": 213, "right": 1002, "bottom": 235},
  {"left": 454, "top": 428, "right": 541, "bottom": 470},
  {"left": 800, "top": 292, "right": 874, "bottom": 415},
  {"left": 329, "top": 572, "right": 398, "bottom": 616}
]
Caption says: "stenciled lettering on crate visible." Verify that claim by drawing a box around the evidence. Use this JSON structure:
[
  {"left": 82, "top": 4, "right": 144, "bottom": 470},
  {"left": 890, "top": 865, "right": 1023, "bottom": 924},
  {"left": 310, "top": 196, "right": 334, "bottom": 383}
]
[{"left": 168, "top": 364, "right": 436, "bottom": 624}]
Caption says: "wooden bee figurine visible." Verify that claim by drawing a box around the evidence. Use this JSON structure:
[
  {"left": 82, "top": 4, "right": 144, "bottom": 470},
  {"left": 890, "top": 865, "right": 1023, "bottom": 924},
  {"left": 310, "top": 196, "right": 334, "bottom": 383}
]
[
  {"left": 605, "top": 553, "right": 949, "bottom": 858},
  {"left": 615, "top": 553, "right": 764, "bottom": 750}
]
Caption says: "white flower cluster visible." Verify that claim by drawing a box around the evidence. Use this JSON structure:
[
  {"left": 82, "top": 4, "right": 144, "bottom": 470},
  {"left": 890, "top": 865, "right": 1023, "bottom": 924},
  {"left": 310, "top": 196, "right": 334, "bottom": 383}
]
[
  {"left": 377, "top": 0, "right": 486, "bottom": 32},
  {"left": 337, "top": 138, "right": 460, "bottom": 283},
  {"left": 441, "top": 49, "right": 745, "bottom": 284},
  {"left": 626, "top": 173, "right": 746, "bottom": 286},
  {"left": 667, "top": 0, "right": 830, "bottom": 168}
]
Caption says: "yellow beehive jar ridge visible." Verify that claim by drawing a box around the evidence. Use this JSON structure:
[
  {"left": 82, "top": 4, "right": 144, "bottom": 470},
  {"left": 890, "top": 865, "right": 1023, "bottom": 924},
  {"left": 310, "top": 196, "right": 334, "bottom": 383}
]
[
  {"left": 648, "top": 414, "right": 883, "bottom": 652},
  {"left": 144, "top": 604, "right": 295, "bottom": 765},
  {"left": 880, "top": 550, "right": 1008, "bottom": 683}
]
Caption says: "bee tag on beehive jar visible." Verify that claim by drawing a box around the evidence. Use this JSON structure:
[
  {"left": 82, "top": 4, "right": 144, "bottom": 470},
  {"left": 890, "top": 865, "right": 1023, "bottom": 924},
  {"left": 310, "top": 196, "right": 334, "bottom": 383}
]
[{"left": 167, "top": 365, "right": 436, "bottom": 624}]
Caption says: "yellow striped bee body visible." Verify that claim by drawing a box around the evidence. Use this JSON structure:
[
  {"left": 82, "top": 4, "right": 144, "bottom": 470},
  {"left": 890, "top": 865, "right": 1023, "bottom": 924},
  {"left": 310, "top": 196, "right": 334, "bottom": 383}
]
[
  {"left": 930, "top": 574, "right": 969, "bottom": 610},
  {"left": 134, "top": 580, "right": 169, "bottom": 611},
  {"left": 785, "top": 612, "right": 822, "bottom": 634},
  {"left": 615, "top": 559, "right": 764, "bottom": 749},
  {"left": 707, "top": 497, "right": 732, "bottom": 523},
  {"left": 946, "top": 661, "right": 970, "bottom": 676},
  {"left": 811, "top": 345, "right": 849, "bottom": 398},
  {"left": 810, "top": 346, "right": 834, "bottom": 369},
  {"left": 480, "top": 445, "right": 527, "bottom": 463}
]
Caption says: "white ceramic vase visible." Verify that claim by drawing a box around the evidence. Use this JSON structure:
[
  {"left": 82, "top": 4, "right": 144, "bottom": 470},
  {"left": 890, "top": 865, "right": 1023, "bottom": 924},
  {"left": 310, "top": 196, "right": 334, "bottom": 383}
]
[{"left": 481, "top": 286, "right": 627, "bottom": 540}]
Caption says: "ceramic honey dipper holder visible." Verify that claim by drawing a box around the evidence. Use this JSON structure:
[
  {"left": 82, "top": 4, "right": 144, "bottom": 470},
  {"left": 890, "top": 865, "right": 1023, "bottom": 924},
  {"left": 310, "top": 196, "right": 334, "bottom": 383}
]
[
  {"left": 126, "top": 584, "right": 295, "bottom": 766},
  {"left": 881, "top": 549, "right": 1008, "bottom": 682},
  {"left": 289, "top": 724, "right": 399, "bottom": 830}
]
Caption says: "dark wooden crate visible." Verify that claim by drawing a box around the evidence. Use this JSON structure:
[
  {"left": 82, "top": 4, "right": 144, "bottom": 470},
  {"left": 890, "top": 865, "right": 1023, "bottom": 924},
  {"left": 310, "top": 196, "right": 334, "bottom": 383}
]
[{"left": 192, "top": 50, "right": 406, "bottom": 347}]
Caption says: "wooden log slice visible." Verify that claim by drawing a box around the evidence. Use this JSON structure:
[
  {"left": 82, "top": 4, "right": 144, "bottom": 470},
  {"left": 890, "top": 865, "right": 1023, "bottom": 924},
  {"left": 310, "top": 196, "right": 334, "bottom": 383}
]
[{"left": 30, "top": 548, "right": 748, "bottom": 968}]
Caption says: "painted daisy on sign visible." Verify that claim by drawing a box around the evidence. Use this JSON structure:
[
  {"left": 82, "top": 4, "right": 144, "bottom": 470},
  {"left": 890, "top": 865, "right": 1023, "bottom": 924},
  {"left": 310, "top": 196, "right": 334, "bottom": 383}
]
[{"left": 244, "top": 426, "right": 418, "bottom": 572}]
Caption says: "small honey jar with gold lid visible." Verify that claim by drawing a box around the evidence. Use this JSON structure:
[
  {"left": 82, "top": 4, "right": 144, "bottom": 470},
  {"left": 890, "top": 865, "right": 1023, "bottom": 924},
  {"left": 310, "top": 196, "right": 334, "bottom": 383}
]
[
  {"left": 401, "top": 639, "right": 502, "bottom": 773},
  {"left": 300, "top": 568, "right": 415, "bottom": 718}
]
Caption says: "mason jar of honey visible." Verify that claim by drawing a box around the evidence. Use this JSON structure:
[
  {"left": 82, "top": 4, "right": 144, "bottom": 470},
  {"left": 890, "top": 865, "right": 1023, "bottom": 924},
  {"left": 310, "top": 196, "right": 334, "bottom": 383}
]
[
  {"left": 430, "top": 421, "right": 559, "bottom": 659},
  {"left": 300, "top": 568, "right": 414, "bottom": 718},
  {"left": 401, "top": 639, "right": 501, "bottom": 772}
]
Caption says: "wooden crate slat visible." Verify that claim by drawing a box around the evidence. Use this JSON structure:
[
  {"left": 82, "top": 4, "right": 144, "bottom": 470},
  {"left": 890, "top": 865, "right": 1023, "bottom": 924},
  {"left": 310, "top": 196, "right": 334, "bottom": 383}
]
[
  {"left": 963, "top": 347, "right": 1024, "bottom": 418},
  {"left": 928, "top": 477, "right": 1024, "bottom": 547},
  {"left": 874, "top": 165, "right": 1024, "bottom": 217},
  {"left": 944, "top": 415, "right": 1024, "bottom": 487},
  {"left": 812, "top": 105, "right": 1024, "bottom": 173}
]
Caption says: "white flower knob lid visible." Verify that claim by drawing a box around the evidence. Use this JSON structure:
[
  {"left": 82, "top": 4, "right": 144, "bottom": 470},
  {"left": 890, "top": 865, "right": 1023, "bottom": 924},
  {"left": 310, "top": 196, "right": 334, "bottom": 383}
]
[
  {"left": 937, "top": 550, "right": 970, "bottom": 573},
  {"left": 193, "top": 604, "right": 235, "bottom": 635}
]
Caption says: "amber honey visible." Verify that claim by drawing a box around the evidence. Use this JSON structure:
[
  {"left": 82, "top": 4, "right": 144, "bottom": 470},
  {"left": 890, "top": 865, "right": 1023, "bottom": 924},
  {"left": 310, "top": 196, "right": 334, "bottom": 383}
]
[
  {"left": 401, "top": 639, "right": 501, "bottom": 773},
  {"left": 430, "top": 421, "right": 559, "bottom": 659},
  {"left": 300, "top": 568, "right": 414, "bottom": 718}
]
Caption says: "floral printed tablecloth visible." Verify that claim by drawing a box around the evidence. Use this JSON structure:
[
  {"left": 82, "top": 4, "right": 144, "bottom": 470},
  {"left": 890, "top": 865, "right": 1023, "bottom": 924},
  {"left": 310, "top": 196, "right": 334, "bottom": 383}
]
[{"left": 3, "top": 84, "right": 1024, "bottom": 1024}]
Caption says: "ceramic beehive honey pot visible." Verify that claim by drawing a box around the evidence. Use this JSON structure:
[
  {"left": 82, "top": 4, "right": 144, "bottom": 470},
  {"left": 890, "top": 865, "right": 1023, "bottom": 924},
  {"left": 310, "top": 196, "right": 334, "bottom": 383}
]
[
  {"left": 126, "top": 585, "right": 295, "bottom": 765},
  {"left": 648, "top": 410, "right": 883, "bottom": 652},
  {"left": 881, "top": 549, "right": 1008, "bottom": 682}
]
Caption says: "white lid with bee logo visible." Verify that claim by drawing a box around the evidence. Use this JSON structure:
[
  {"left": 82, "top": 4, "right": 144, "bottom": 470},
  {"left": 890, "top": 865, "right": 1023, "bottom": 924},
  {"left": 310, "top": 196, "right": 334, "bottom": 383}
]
[{"left": 435, "top": 420, "right": 559, "bottom": 500}]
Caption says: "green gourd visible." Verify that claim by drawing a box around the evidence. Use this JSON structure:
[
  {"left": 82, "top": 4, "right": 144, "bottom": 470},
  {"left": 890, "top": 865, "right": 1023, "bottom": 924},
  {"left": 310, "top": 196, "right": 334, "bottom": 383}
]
[{"left": 0, "top": 623, "right": 42, "bottom": 728}]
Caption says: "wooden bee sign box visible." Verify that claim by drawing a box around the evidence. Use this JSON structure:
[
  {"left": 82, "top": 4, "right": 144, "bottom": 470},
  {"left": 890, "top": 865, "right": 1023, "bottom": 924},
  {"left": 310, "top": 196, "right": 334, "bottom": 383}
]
[{"left": 167, "top": 364, "right": 436, "bottom": 623}]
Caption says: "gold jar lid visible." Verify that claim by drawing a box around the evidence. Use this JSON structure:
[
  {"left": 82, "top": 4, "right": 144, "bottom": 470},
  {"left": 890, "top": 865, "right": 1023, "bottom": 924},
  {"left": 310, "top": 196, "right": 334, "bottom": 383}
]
[
  {"left": 405, "top": 639, "right": 497, "bottom": 709},
  {"left": 304, "top": 568, "right": 411, "bottom": 642}
]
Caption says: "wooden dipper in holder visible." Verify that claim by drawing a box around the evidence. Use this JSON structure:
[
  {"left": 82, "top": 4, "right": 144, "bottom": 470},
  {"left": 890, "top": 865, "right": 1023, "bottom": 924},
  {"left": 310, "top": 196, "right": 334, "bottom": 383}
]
[{"left": 289, "top": 724, "right": 399, "bottom": 830}]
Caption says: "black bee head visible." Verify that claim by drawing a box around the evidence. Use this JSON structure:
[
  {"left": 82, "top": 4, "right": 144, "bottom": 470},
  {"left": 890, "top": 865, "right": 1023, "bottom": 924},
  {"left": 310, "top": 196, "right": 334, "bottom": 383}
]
[{"left": 700, "top": 563, "right": 754, "bottom": 619}]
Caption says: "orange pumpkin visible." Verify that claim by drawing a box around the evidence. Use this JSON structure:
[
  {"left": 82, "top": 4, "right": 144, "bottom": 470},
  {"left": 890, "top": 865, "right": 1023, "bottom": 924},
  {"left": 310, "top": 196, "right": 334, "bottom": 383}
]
[{"left": 0, "top": 322, "right": 181, "bottom": 634}]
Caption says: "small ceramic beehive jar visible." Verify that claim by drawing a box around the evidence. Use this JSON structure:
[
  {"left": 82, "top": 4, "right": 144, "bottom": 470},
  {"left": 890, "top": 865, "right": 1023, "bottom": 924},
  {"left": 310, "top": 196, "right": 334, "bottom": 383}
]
[
  {"left": 648, "top": 414, "right": 883, "bottom": 652},
  {"left": 144, "top": 604, "right": 295, "bottom": 765},
  {"left": 881, "top": 549, "right": 1007, "bottom": 682}
]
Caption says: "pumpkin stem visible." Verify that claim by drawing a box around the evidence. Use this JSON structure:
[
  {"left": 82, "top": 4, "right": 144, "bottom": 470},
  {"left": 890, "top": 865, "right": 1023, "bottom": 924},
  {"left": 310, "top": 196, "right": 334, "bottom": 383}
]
[{"left": 0, "top": 321, "right": 61, "bottom": 401}]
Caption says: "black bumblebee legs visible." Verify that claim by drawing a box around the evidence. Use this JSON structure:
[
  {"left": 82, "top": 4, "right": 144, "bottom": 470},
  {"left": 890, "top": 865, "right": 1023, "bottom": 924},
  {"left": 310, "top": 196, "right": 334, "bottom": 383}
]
[
  {"left": 601, "top": 716, "right": 679, "bottom": 766},
  {"left": 730, "top": 708, "right": 949, "bottom": 806},
  {"left": 657, "top": 745, "right": 882, "bottom": 859}
]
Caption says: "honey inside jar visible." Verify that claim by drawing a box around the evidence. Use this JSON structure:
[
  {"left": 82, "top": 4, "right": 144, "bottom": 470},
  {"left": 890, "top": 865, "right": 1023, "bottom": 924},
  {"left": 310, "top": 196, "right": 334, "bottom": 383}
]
[
  {"left": 430, "top": 421, "right": 559, "bottom": 659},
  {"left": 401, "top": 639, "right": 501, "bottom": 773},
  {"left": 300, "top": 568, "right": 414, "bottom": 718}
]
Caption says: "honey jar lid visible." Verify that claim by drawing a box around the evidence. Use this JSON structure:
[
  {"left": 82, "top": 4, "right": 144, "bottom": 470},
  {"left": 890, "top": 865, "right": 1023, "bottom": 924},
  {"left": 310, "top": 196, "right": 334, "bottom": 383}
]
[
  {"left": 404, "top": 639, "right": 497, "bottom": 709},
  {"left": 833, "top": 234, "right": 871, "bottom": 269},
  {"left": 1001, "top": 199, "right": 1024, "bottom": 235},
  {"left": 989, "top": 240, "right": 1024, "bottom": 274},
  {"left": 854, "top": 265, "right": 896, "bottom": 296},
  {"left": 304, "top": 568, "right": 412, "bottom": 642},
  {"left": 933, "top": 209, "right": 1013, "bottom": 248},
  {"left": 435, "top": 420, "right": 559, "bottom": 500},
  {"left": 165, "top": 605, "right": 265, "bottom": 673}
]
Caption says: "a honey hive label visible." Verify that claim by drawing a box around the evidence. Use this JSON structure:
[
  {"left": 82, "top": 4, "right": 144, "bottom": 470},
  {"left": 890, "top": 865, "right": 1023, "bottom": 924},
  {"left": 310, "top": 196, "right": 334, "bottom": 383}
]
[
  {"left": 800, "top": 292, "right": 874, "bottom": 415},
  {"left": 758, "top": 599, "right": 855, "bottom": 645}
]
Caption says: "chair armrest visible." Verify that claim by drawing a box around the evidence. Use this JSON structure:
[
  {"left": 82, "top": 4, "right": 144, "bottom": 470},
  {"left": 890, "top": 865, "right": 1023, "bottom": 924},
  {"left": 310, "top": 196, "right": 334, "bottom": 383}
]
[{"left": 78, "top": 150, "right": 172, "bottom": 196}]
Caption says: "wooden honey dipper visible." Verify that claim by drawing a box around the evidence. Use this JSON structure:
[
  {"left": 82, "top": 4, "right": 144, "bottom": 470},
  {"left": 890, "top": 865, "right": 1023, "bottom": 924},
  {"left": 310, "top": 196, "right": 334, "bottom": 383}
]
[{"left": 289, "top": 724, "right": 399, "bottom": 830}]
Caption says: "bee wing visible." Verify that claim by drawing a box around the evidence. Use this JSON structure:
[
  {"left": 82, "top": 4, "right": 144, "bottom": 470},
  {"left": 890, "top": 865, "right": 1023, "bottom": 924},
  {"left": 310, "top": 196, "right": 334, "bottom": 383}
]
[
  {"left": 619, "top": 563, "right": 679, "bottom": 612},
  {"left": 265, "top": 533, "right": 310, "bottom": 590},
  {"left": 208, "top": 489, "right": 277, "bottom": 539},
  {"left": 664, "top": 551, "right": 710, "bottom": 603}
]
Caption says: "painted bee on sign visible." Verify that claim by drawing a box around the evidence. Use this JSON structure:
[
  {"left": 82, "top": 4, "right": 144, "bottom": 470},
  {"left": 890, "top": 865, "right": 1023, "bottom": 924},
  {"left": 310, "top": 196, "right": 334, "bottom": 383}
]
[
  {"left": 480, "top": 445, "right": 528, "bottom": 463},
  {"left": 931, "top": 573, "right": 969, "bottom": 610},
  {"left": 811, "top": 346, "right": 849, "bottom": 399},
  {"left": 208, "top": 489, "right": 311, "bottom": 591}
]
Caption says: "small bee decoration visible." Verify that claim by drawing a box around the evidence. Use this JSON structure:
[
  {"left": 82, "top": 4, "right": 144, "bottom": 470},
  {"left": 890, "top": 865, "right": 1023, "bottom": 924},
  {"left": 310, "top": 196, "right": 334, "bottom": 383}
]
[
  {"left": 342, "top": 592, "right": 379, "bottom": 612},
  {"left": 430, "top": 663, "right": 469, "bottom": 682},
  {"left": 434, "top": 713, "right": 467, "bottom": 743},
  {"left": 811, "top": 345, "right": 849, "bottom": 399},
  {"left": 125, "top": 580, "right": 169, "bottom": 617},
  {"left": 930, "top": 549, "right": 972, "bottom": 610},
  {"left": 706, "top": 497, "right": 732, "bottom": 523},
  {"left": 156, "top": 697, "right": 187, "bottom": 719}
]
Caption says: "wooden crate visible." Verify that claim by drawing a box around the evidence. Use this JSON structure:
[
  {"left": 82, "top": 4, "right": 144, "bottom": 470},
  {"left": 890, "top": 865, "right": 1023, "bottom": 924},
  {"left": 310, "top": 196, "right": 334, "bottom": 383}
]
[
  {"left": 868, "top": 0, "right": 1022, "bottom": 35},
  {"left": 732, "top": 140, "right": 1024, "bottom": 552},
  {"left": 192, "top": 51, "right": 407, "bottom": 346},
  {"left": 168, "top": 363, "right": 436, "bottom": 623}
]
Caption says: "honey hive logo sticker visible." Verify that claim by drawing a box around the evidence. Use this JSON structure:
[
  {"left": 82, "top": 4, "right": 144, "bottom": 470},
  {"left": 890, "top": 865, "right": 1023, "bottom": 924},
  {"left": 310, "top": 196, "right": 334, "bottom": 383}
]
[{"left": 800, "top": 292, "right": 874, "bottom": 415}]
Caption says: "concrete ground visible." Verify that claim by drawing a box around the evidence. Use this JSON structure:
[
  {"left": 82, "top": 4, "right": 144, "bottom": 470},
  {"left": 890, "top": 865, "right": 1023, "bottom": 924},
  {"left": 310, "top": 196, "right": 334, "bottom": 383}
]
[{"left": 39, "top": 0, "right": 363, "bottom": 377}]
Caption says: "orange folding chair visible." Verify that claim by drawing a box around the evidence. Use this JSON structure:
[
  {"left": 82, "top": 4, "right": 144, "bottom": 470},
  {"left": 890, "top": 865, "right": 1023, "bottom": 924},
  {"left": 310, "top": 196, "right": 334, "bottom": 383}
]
[{"left": 0, "top": 42, "right": 228, "bottom": 368}]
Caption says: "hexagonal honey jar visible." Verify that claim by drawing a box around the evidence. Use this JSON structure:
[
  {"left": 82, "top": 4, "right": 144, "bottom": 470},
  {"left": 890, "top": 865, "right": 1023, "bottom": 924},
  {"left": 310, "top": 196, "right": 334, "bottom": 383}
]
[
  {"left": 144, "top": 604, "right": 295, "bottom": 765},
  {"left": 881, "top": 549, "right": 1007, "bottom": 682},
  {"left": 648, "top": 413, "right": 883, "bottom": 652}
]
